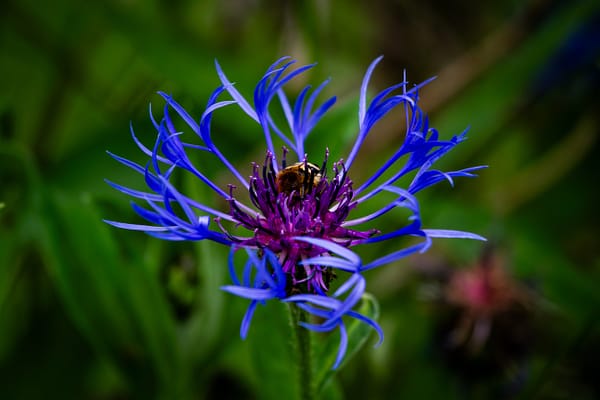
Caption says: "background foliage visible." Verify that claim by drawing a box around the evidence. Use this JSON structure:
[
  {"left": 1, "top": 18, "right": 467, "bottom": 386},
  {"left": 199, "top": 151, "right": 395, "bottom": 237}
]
[{"left": 1, "top": 0, "right": 599, "bottom": 399}]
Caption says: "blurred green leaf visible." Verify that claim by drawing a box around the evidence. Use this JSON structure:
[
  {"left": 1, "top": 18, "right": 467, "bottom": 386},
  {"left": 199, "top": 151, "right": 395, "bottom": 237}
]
[
  {"left": 314, "top": 293, "right": 380, "bottom": 393},
  {"left": 37, "top": 187, "right": 183, "bottom": 396},
  {"left": 178, "top": 239, "right": 228, "bottom": 366},
  {"left": 176, "top": 162, "right": 228, "bottom": 368},
  {"left": 247, "top": 301, "right": 300, "bottom": 400},
  {"left": 433, "top": 0, "right": 599, "bottom": 168},
  {"left": 512, "top": 226, "right": 600, "bottom": 319},
  {"left": 320, "top": 378, "right": 345, "bottom": 400},
  {"left": 0, "top": 233, "right": 28, "bottom": 363},
  {"left": 0, "top": 234, "right": 19, "bottom": 318}
]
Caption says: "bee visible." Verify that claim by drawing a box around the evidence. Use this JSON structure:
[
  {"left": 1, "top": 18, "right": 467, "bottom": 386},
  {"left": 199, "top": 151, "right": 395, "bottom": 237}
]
[{"left": 275, "top": 161, "right": 322, "bottom": 197}]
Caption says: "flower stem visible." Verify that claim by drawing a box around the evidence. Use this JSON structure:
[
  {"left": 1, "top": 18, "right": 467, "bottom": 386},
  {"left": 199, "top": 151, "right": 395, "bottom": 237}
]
[{"left": 289, "top": 304, "right": 315, "bottom": 400}]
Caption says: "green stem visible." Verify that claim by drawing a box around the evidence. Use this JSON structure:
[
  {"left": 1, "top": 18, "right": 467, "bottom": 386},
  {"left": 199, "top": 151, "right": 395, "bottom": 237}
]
[{"left": 290, "top": 304, "right": 315, "bottom": 400}]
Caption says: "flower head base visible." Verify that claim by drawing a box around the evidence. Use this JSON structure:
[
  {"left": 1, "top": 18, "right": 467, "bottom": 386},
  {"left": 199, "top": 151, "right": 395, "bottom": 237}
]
[{"left": 106, "top": 56, "right": 486, "bottom": 369}]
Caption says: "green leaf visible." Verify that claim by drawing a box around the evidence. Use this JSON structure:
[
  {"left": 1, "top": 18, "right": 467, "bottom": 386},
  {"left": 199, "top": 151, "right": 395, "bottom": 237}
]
[
  {"left": 319, "top": 378, "right": 345, "bottom": 400},
  {"left": 247, "top": 301, "right": 301, "bottom": 400},
  {"left": 314, "top": 293, "right": 380, "bottom": 393}
]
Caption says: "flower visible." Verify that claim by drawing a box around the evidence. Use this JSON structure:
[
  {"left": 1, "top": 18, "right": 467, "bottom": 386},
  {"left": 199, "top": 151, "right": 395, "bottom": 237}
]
[
  {"left": 424, "top": 248, "right": 535, "bottom": 395},
  {"left": 444, "top": 248, "right": 532, "bottom": 352},
  {"left": 105, "top": 56, "right": 485, "bottom": 369}
]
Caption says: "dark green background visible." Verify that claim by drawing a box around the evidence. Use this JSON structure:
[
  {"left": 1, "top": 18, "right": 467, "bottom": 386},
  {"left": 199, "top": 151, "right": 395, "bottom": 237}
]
[{"left": 1, "top": 0, "right": 599, "bottom": 398}]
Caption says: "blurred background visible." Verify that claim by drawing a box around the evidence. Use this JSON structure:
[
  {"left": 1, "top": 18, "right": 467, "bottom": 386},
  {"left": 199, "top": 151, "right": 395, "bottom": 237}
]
[{"left": 1, "top": 0, "right": 599, "bottom": 399}]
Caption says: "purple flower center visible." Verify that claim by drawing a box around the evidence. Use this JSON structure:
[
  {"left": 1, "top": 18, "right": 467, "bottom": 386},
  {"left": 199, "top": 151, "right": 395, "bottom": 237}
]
[{"left": 227, "top": 150, "right": 378, "bottom": 295}]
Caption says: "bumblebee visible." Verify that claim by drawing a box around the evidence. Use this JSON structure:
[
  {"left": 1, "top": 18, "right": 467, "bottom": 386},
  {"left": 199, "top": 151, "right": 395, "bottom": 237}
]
[{"left": 275, "top": 161, "right": 322, "bottom": 197}]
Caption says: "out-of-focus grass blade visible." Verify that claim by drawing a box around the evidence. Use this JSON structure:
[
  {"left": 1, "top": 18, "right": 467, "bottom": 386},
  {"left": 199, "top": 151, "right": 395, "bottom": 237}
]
[
  {"left": 0, "top": 233, "right": 20, "bottom": 321},
  {"left": 433, "top": 0, "right": 599, "bottom": 167},
  {"left": 178, "top": 239, "right": 228, "bottom": 365},
  {"left": 37, "top": 187, "right": 182, "bottom": 396},
  {"left": 314, "top": 293, "right": 380, "bottom": 393},
  {"left": 177, "top": 166, "right": 228, "bottom": 366},
  {"left": 119, "top": 250, "right": 184, "bottom": 398},
  {"left": 0, "top": 232, "right": 28, "bottom": 363},
  {"left": 37, "top": 194, "right": 110, "bottom": 357},
  {"left": 320, "top": 378, "right": 345, "bottom": 400},
  {"left": 513, "top": 227, "right": 600, "bottom": 318}
]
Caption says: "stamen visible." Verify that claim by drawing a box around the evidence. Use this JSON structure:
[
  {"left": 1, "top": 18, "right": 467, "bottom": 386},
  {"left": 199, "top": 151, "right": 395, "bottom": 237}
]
[
  {"left": 307, "top": 169, "right": 316, "bottom": 194},
  {"left": 275, "top": 196, "right": 287, "bottom": 224},
  {"left": 320, "top": 148, "right": 329, "bottom": 177},
  {"left": 312, "top": 196, "right": 321, "bottom": 219},
  {"left": 227, "top": 184, "right": 236, "bottom": 198},
  {"left": 262, "top": 160, "right": 269, "bottom": 185},
  {"left": 249, "top": 179, "right": 260, "bottom": 208},
  {"left": 331, "top": 161, "right": 347, "bottom": 201},
  {"left": 267, "top": 161, "right": 277, "bottom": 192},
  {"left": 281, "top": 146, "right": 289, "bottom": 169}
]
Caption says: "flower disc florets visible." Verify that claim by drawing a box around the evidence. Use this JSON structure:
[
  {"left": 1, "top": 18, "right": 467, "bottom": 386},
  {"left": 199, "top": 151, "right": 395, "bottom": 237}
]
[{"left": 227, "top": 150, "right": 377, "bottom": 295}]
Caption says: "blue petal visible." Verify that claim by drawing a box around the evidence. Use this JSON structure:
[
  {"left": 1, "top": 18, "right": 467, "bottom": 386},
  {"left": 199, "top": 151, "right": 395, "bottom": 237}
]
[
  {"left": 228, "top": 247, "right": 241, "bottom": 286},
  {"left": 362, "top": 241, "right": 430, "bottom": 271},
  {"left": 157, "top": 92, "right": 200, "bottom": 133},
  {"left": 104, "top": 179, "right": 163, "bottom": 202},
  {"left": 284, "top": 294, "right": 341, "bottom": 309},
  {"left": 103, "top": 220, "right": 173, "bottom": 231},
  {"left": 293, "top": 237, "right": 361, "bottom": 265},
  {"left": 322, "top": 275, "right": 366, "bottom": 325},
  {"left": 240, "top": 300, "right": 258, "bottom": 339},
  {"left": 333, "top": 322, "right": 348, "bottom": 370},
  {"left": 360, "top": 221, "right": 422, "bottom": 244},
  {"left": 107, "top": 151, "right": 145, "bottom": 175},
  {"left": 298, "top": 256, "right": 357, "bottom": 272},
  {"left": 145, "top": 231, "right": 188, "bottom": 241},
  {"left": 332, "top": 273, "right": 363, "bottom": 297},
  {"left": 130, "top": 121, "right": 171, "bottom": 164},
  {"left": 359, "top": 56, "right": 384, "bottom": 126},
  {"left": 422, "top": 229, "right": 487, "bottom": 241},
  {"left": 346, "top": 310, "right": 384, "bottom": 346},
  {"left": 221, "top": 285, "right": 277, "bottom": 301},
  {"left": 214, "top": 59, "right": 259, "bottom": 122},
  {"left": 296, "top": 302, "right": 332, "bottom": 319}
]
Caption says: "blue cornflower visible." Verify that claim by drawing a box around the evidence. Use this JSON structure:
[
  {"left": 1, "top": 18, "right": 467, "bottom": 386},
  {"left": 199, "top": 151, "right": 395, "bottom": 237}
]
[{"left": 106, "top": 56, "right": 485, "bottom": 369}]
